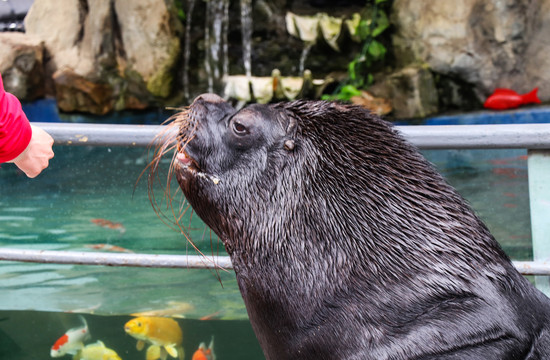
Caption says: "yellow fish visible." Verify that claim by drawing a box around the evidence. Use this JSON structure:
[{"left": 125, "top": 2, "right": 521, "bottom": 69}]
[
  {"left": 72, "top": 341, "right": 121, "bottom": 360},
  {"left": 124, "top": 316, "right": 184, "bottom": 360}
]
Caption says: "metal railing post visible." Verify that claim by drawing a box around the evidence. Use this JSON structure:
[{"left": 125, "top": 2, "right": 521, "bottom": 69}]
[{"left": 528, "top": 150, "right": 550, "bottom": 294}]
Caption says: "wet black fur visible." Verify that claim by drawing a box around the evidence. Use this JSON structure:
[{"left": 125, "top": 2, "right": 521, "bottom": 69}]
[{"left": 175, "top": 95, "right": 550, "bottom": 360}]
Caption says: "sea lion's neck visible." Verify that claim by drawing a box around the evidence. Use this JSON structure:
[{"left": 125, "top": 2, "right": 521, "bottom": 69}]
[{"left": 222, "top": 145, "right": 515, "bottom": 301}]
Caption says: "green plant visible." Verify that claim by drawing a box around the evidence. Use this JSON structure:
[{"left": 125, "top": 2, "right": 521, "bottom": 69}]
[
  {"left": 175, "top": 0, "right": 186, "bottom": 22},
  {"left": 323, "top": 0, "right": 390, "bottom": 102},
  {"left": 325, "top": 84, "right": 362, "bottom": 101}
]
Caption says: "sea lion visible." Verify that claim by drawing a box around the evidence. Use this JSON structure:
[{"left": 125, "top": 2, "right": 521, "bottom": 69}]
[{"left": 155, "top": 93, "right": 550, "bottom": 359}]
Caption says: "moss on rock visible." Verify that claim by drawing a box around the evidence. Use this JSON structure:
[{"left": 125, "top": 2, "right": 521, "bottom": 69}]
[{"left": 146, "top": 37, "right": 181, "bottom": 98}]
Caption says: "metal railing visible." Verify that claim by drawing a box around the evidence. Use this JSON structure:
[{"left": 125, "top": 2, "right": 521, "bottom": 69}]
[
  {"left": 35, "top": 122, "right": 550, "bottom": 149},
  {"left": 0, "top": 248, "right": 233, "bottom": 269},
  {"left": 1, "top": 122, "right": 550, "bottom": 275}
]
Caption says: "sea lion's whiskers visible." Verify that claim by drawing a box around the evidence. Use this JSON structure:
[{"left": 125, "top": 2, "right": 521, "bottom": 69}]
[
  {"left": 170, "top": 200, "right": 229, "bottom": 280},
  {"left": 144, "top": 108, "right": 192, "bottom": 229},
  {"left": 145, "top": 107, "right": 227, "bottom": 276},
  {"left": 175, "top": 201, "right": 192, "bottom": 224}
]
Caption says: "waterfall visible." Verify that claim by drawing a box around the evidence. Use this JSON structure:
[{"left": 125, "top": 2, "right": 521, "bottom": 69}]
[
  {"left": 299, "top": 42, "right": 313, "bottom": 75},
  {"left": 192, "top": 0, "right": 254, "bottom": 96},
  {"left": 222, "top": 0, "right": 230, "bottom": 81},
  {"left": 204, "top": 0, "right": 228, "bottom": 94},
  {"left": 204, "top": 1, "right": 212, "bottom": 93},
  {"left": 183, "top": 0, "right": 196, "bottom": 101},
  {"left": 240, "top": 0, "right": 253, "bottom": 79},
  {"left": 211, "top": 0, "right": 223, "bottom": 82}
]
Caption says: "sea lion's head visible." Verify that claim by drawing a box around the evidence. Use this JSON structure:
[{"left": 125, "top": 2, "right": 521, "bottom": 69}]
[{"left": 172, "top": 94, "right": 299, "bottom": 248}]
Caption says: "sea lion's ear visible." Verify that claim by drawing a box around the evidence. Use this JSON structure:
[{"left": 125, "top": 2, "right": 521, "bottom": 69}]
[
  {"left": 284, "top": 139, "right": 295, "bottom": 151},
  {"left": 281, "top": 112, "right": 297, "bottom": 151}
]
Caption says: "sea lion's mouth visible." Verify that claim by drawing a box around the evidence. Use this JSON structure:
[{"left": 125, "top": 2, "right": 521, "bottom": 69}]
[
  {"left": 176, "top": 150, "right": 198, "bottom": 170},
  {"left": 175, "top": 149, "right": 220, "bottom": 185}
]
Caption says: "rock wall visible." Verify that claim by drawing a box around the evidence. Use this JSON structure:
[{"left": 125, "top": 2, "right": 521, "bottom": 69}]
[
  {"left": 22, "top": 0, "right": 181, "bottom": 114},
  {"left": 4, "top": 0, "right": 550, "bottom": 117},
  {"left": 0, "top": 32, "right": 44, "bottom": 100},
  {"left": 392, "top": 0, "right": 549, "bottom": 105}
]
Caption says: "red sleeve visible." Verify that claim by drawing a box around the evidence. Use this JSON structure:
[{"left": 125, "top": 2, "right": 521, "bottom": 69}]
[{"left": 0, "top": 73, "right": 32, "bottom": 163}]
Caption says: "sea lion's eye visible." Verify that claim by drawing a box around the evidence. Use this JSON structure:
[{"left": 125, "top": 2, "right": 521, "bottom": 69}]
[{"left": 233, "top": 121, "right": 249, "bottom": 135}]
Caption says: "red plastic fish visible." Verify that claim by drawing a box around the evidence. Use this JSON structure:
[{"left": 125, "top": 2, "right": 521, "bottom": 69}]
[{"left": 484, "top": 87, "right": 541, "bottom": 110}]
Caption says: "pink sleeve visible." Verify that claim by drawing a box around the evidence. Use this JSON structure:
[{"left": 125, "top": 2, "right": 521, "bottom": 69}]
[{"left": 0, "top": 73, "right": 32, "bottom": 163}]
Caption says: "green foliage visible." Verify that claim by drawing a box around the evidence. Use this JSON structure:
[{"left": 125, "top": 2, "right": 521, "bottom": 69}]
[
  {"left": 175, "top": 0, "right": 186, "bottom": 22},
  {"left": 325, "top": 0, "right": 391, "bottom": 102},
  {"left": 322, "top": 85, "right": 362, "bottom": 101}
]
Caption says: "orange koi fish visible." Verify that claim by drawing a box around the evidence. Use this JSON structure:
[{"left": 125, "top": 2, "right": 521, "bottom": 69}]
[
  {"left": 84, "top": 244, "right": 134, "bottom": 253},
  {"left": 90, "top": 218, "right": 126, "bottom": 234},
  {"left": 50, "top": 315, "right": 90, "bottom": 357},
  {"left": 484, "top": 87, "right": 541, "bottom": 110},
  {"left": 124, "top": 316, "right": 184, "bottom": 360},
  {"left": 191, "top": 337, "right": 216, "bottom": 360}
]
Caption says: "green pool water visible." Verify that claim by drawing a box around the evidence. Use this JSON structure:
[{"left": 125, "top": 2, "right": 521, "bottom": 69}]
[
  {"left": 0, "top": 138, "right": 533, "bottom": 359},
  {"left": 0, "top": 146, "right": 245, "bottom": 317}
]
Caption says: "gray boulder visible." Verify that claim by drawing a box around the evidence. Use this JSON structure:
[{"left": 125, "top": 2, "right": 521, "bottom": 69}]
[
  {"left": 0, "top": 32, "right": 44, "bottom": 101},
  {"left": 24, "top": 0, "right": 181, "bottom": 114},
  {"left": 392, "top": 0, "right": 549, "bottom": 103}
]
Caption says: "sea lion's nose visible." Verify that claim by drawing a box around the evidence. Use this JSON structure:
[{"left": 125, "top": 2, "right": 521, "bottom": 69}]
[{"left": 195, "top": 93, "right": 225, "bottom": 104}]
